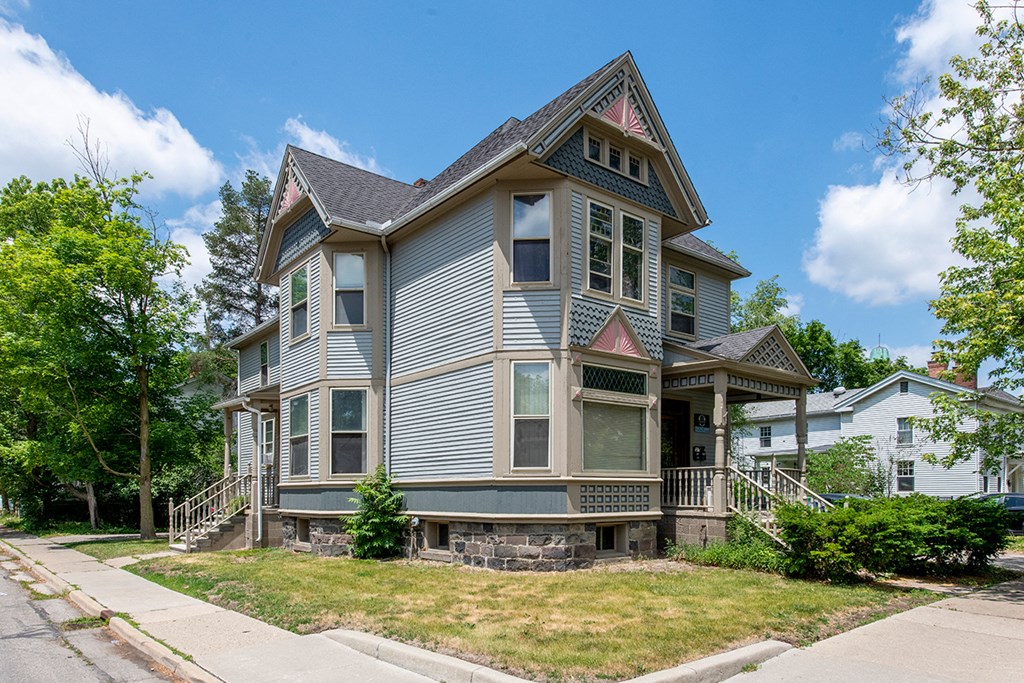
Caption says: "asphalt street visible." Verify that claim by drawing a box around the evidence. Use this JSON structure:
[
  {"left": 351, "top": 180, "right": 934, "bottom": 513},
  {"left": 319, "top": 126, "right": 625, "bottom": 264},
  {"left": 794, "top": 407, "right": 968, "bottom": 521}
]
[{"left": 0, "top": 550, "right": 175, "bottom": 683}]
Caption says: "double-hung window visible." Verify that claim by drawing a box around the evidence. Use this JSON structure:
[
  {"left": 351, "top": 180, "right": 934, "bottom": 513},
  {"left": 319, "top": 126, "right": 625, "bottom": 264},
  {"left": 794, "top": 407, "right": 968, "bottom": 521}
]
[
  {"left": 760, "top": 426, "right": 772, "bottom": 448},
  {"left": 512, "top": 362, "right": 550, "bottom": 469},
  {"left": 290, "top": 265, "right": 308, "bottom": 339},
  {"left": 587, "top": 200, "right": 646, "bottom": 303},
  {"left": 334, "top": 253, "right": 364, "bottom": 326},
  {"left": 897, "top": 460, "right": 915, "bottom": 491},
  {"left": 581, "top": 365, "right": 647, "bottom": 471},
  {"left": 289, "top": 394, "right": 309, "bottom": 476},
  {"left": 260, "top": 341, "right": 269, "bottom": 386},
  {"left": 260, "top": 418, "right": 275, "bottom": 466},
  {"left": 512, "top": 194, "right": 551, "bottom": 283},
  {"left": 897, "top": 417, "right": 914, "bottom": 445},
  {"left": 330, "top": 389, "right": 366, "bottom": 474},
  {"left": 668, "top": 266, "right": 696, "bottom": 337}
]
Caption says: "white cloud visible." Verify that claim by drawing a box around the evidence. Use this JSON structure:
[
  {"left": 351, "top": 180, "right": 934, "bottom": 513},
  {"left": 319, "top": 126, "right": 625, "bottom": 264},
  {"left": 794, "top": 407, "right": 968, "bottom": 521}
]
[
  {"left": 238, "top": 116, "right": 384, "bottom": 182},
  {"left": 164, "top": 199, "right": 222, "bottom": 291},
  {"left": 0, "top": 21, "right": 222, "bottom": 197},
  {"left": 895, "top": 0, "right": 983, "bottom": 81},
  {"left": 0, "top": 0, "right": 29, "bottom": 18},
  {"left": 832, "top": 132, "right": 866, "bottom": 152},
  {"left": 888, "top": 344, "right": 935, "bottom": 367},
  {"left": 803, "top": 169, "right": 965, "bottom": 305},
  {"left": 781, "top": 293, "right": 804, "bottom": 318}
]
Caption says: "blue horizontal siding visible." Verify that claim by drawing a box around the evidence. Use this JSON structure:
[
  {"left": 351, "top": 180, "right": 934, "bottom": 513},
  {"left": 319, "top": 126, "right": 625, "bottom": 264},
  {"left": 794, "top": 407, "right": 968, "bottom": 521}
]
[
  {"left": 326, "top": 331, "right": 373, "bottom": 378},
  {"left": 502, "top": 290, "right": 561, "bottom": 348}
]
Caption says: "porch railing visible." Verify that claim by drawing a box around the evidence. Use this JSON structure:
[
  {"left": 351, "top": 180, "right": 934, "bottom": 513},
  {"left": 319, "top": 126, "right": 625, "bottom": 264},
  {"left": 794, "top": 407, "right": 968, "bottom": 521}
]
[
  {"left": 169, "top": 472, "right": 251, "bottom": 553},
  {"left": 260, "top": 463, "right": 278, "bottom": 509},
  {"left": 661, "top": 466, "right": 716, "bottom": 508}
]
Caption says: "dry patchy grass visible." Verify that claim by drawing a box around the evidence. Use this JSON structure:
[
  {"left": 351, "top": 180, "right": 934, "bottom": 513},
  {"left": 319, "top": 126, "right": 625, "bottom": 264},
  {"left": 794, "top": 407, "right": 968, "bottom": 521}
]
[{"left": 131, "top": 549, "right": 936, "bottom": 682}]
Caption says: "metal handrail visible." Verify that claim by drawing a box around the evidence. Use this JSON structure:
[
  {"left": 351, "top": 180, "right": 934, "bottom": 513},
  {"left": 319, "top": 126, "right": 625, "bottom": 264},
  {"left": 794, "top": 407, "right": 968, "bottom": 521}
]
[{"left": 169, "top": 473, "right": 251, "bottom": 552}]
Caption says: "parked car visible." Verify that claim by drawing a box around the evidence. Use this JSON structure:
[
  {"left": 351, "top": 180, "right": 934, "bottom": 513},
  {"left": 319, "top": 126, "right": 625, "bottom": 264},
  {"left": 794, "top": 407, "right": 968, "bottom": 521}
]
[{"left": 978, "top": 493, "right": 1024, "bottom": 533}]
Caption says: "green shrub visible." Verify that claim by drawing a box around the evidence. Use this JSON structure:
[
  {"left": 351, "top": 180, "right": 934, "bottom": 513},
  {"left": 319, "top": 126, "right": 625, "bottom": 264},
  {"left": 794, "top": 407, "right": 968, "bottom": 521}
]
[
  {"left": 667, "top": 515, "right": 784, "bottom": 573},
  {"left": 775, "top": 495, "right": 1012, "bottom": 581},
  {"left": 345, "top": 465, "right": 408, "bottom": 559}
]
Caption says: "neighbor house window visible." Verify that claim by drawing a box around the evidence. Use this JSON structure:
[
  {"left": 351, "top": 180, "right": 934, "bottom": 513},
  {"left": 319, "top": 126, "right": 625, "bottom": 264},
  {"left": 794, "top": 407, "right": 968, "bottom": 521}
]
[
  {"left": 897, "top": 417, "right": 914, "bottom": 445},
  {"left": 582, "top": 365, "right": 647, "bottom": 471},
  {"left": 290, "top": 265, "right": 308, "bottom": 339},
  {"left": 899, "top": 380, "right": 909, "bottom": 394},
  {"left": 260, "top": 341, "right": 269, "bottom": 386},
  {"left": 331, "top": 389, "right": 366, "bottom": 475},
  {"left": 897, "top": 460, "right": 915, "bottom": 491},
  {"left": 512, "top": 194, "right": 551, "bottom": 283},
  {"left": 260, "top": 418, "right": 275, "bottom": 466},
  {"left": 760, "top": 426, "right": 772, "bottom": 448},
  {"left": 668, "top": 266, "right": 696, "bottom": 337},
  {"left": 334, "top": 253, "right": 365, "bottom": 326},
  {"left": 587, "top": 200, "right": 647, "bottom": 303},
  {"left": 289, "top": 394, "right": 309, "bottom": 476},
  {"left": 512, "top": 362, "right": 550, "bottom": 469}
]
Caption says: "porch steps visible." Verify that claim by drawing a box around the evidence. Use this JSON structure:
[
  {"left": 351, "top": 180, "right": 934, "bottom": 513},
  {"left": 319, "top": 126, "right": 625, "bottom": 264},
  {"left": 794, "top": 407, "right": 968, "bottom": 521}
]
[{"left": 168, "top": 513, "right": 248, "bottom": 554}]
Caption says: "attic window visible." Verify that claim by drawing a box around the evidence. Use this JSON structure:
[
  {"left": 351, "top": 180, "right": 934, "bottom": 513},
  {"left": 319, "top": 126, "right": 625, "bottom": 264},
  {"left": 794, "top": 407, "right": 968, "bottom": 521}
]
[
  {"left": 899, "top": 380, "right": 909, "bottom": 394},
  {"left": 583, "top": 127, "right": 647, "bottom": 184}
]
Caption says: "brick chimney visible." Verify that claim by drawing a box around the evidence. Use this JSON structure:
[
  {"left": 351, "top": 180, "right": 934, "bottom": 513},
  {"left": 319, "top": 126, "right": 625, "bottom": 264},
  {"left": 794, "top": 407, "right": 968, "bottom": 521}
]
[
  {"left": 413, "top": 178, "right": 427, "bottom": 188},
  {"left": 927, "top": 354, "right": 976, "bottom": 389}
]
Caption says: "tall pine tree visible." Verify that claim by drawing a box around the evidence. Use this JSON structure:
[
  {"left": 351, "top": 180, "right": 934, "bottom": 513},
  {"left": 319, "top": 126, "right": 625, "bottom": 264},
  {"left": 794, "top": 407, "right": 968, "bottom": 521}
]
[{"left": 199, "top": 170, "right": 277, "bottom": 342}]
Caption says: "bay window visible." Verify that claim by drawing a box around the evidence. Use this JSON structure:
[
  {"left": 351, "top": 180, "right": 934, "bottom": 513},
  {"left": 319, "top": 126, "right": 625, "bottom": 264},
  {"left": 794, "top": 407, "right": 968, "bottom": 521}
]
[
  {"left": 289, "top": 394, "right": 309, "bottom": 476},
  {"left": 334, "top": 253, "right": 365, "bottom": 326},
  {"left": 586, "top": 199, "right": 646, "bottom": 304},
  {"left": 330, "top": 389, "right": 366, "bottom": 474},
  {"left": 290, "top": 265, "right": 308, "bottom": 339},
  {"left": 512, "top": 362, "right": 550, "bottom": 469},
  {"left": 512, "top": 194, "right": 551, "bottom": 283},
  {"left": 581, "top": 364, "right": 647, "bottom": 471}
]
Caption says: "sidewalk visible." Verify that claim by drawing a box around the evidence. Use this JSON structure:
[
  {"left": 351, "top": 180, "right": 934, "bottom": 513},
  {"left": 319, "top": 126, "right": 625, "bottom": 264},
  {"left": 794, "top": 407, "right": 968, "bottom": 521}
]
[
  {"left": 0, "top": 530, "right": 448, "bottom": 683},
  {"left": 726, "top": 556, "right": 1024, "bottom": 682}
]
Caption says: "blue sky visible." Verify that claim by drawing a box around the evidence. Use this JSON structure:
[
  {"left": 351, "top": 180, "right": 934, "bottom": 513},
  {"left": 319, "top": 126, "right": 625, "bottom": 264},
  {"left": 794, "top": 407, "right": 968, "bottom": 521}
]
[{"left": 0, "top": 1, "right": 987, "bottom": 376}]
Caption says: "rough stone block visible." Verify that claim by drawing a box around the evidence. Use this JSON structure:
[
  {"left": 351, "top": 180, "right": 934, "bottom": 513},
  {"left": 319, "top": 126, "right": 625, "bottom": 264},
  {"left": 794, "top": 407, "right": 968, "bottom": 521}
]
[
  {"left": 518, "top": 545, "right": 541, "bottom": 559},
  {"left": 541, "top": 546, "right": 567, "bottom": 560},
  {"left": 486, "top": 557, "right": 506, "bottom": 570}
]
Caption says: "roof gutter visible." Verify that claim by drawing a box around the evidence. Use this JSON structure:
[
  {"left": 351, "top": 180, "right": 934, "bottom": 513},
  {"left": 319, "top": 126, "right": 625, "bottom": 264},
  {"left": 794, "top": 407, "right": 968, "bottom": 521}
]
[
  {"left": 661, "top": 240, "right": 750, "bottom": 278},
  {"left": 385, "top": 142, "right": 529, "bottom": 236},
  {"left": 239, "top": 399, "right": 263, "bottom": 544}
]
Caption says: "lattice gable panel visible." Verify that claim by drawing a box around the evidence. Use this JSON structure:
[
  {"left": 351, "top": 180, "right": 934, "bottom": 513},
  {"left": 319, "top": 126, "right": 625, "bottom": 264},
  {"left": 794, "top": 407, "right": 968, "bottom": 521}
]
[
  {"left": 274, "top": 156, "right": 309, "bottom": 221},
  {"left": 743, "top": 335, "right": 799, "bottom": 374},
  {"left": 589, "top": 71, "right": 658, "bottom": 143}
]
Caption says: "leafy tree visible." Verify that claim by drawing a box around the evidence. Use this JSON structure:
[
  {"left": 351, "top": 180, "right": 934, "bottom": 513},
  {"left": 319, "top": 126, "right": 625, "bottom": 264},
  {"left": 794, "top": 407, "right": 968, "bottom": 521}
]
[
  {"left": 731, "top": 275, "right": 797, "bottom": 334},
  {"left": 882, "top": 1, "right": 1024, "bottom": 470},
  {"left": 199, "top": 171, "right": 276, "bottom": 343},
  {"left": 0, "top": 172, "right": 195, "bottom": 538},
  {"left": 806, "top": 436, "right": 884, "bottom": 496}
]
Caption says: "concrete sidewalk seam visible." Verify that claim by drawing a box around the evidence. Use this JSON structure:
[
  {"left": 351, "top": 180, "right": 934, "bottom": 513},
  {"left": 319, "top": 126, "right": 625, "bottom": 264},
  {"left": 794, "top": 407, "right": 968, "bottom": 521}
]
[{"left": 1, "top": 535, "right": 225, "bottom": 683}]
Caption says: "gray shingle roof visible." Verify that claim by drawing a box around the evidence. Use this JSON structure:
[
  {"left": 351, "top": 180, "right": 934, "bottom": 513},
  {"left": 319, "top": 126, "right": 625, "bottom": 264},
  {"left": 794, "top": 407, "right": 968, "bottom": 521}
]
[
  {"left": 744, "top": 389, "right": 865, "bottom": 420},
  {"left": 667, "top": 233, "right": 750, "bottom": 277},
  {"left": 288, "top": 146, "right": 419, "bottom": 226},
  {"left": 685, "top": 326, "right": 774, "bottom": 361}
]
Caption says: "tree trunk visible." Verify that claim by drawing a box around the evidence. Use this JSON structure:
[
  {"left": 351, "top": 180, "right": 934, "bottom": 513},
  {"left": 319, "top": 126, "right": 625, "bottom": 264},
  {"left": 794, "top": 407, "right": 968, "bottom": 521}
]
[
  {"left": 85, "top": 481, "right": 98, "bottom": 529},
  {"left": 138, "top": 365, "right": 155, "bottom": 539}
]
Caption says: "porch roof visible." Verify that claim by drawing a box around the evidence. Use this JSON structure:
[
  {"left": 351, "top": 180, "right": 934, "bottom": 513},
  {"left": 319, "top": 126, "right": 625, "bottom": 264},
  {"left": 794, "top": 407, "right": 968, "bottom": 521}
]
[{"left": 212, "top": 385, "right": 281, "bottom": 411}]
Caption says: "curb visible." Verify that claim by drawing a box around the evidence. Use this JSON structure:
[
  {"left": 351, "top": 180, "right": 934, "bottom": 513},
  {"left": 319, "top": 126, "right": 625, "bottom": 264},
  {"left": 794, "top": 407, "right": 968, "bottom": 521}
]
[
  {"left": 324, "top": 629, "right": 531, "bottom": 683},
  {"left": 0, "top": 536, "right": 224, "bottom": 683},
  {"left": 622, "top": 640, "right": 793, "bottom": 683}
]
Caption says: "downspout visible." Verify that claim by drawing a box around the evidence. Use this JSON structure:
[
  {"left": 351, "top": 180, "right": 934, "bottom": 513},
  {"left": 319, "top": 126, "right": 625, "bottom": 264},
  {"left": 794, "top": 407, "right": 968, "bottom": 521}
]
[
  {"left": 240, "top": 399, "right": 263, "bottom": 544},
  {"left": 380, "top": 235, "right": 392, "bottom": 475}
]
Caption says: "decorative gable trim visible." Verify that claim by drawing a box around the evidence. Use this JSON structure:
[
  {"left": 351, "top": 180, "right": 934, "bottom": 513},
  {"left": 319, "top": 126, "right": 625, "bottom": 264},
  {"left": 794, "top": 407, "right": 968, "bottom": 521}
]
[
  {"left": 589, "top": 308, "right": 649, "bottom": 359},
  {"left": 569, "top": 298, "right": 662, "bottom": 360},
  {"left": 741, "top": 329, "right": 804, "bottom": 375},
  {"left": 592, "top": 79, "right": 657, "bottom": 142}
]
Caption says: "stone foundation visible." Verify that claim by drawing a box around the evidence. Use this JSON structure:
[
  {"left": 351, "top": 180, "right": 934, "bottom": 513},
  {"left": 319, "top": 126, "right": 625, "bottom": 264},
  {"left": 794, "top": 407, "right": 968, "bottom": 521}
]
[
  {"left": 282, "top": 516, "right": 354, "bottom": 557},
  {"left": 408, "top": 520, "right": 658, "bottom": 571},
  {"left": 657, "top": 509, "right": 729, "bottom": 548}
]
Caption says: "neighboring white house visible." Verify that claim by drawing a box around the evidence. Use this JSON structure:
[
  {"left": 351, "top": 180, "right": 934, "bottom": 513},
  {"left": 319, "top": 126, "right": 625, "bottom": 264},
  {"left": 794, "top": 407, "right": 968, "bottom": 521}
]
[{"left": 737, "top": 366, "right": 1024, "bottom": 497}]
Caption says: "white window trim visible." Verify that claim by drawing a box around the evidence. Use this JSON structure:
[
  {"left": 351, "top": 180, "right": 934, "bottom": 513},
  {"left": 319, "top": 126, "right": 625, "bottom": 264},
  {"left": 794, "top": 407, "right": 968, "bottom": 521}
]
[
  {"left": 584, "top": 197, "right": 649, "bottom": 308},
  {"left": 760, "top": 426, "right": 772, "bottom": 449},
  {"left": 896, "top": 417, "right": 914, "bottom": 446},
  {"left": 897, "top": 459, "right": 915, "bottom": 491},
  {"left": 289, "top": 263, "right": 310, "bottom": 344},
  {"left": 329, "top": 388, "right": 368, "bottom": 476},
  {"left": 666, "top": 264, "right": 697, "bottom": 340},
  {"left": 288, "top": 393, "right": 310, "bottom": 478},
  {"left": 510, "top": 361, "right": 551, "bottom": 471},
  {"left": 260, "top": 341, "right": 270, "bottom": 386},
  {"left": 510, "top": 192, "right": 553, "bottom": 286},
  {"left": 260, "top": 418, "right": 275, "bottom": 466},
  {"left": 332, "top": 251, "right": 367, "bottom": 328},
  {"left": 583, "top": 126, "right": 648, "bottom": 184}
]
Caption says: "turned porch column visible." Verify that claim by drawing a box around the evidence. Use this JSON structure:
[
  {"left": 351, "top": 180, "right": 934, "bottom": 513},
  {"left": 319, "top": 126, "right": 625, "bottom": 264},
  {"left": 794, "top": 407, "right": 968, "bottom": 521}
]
[{"left": 712, "top": 369, "right": 728, "bottom": 513}]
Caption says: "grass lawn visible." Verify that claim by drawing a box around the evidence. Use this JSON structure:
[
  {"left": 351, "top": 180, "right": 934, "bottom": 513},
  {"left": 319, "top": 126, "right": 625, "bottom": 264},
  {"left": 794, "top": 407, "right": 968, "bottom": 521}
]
[
  {"left": 64, "top": 538, "right": 170, "bottom": 561},
  {"left": 0, "top": 514, "right": 137, "bottom": 538},
  {"left": 1007, "top": 536, "right": 1024, "bottom": 553},
  {"left": 132, "top": 549, "right": 936, "bottom": 682}
]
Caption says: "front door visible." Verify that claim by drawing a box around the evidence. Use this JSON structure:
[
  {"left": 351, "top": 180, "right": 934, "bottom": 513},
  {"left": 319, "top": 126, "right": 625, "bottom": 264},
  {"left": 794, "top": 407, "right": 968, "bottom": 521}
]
[{"left": 660, "top": 399, "right": 691, "bottom": 469}]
